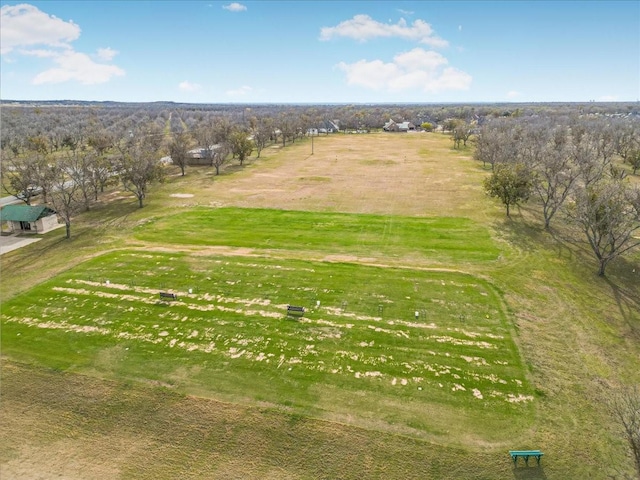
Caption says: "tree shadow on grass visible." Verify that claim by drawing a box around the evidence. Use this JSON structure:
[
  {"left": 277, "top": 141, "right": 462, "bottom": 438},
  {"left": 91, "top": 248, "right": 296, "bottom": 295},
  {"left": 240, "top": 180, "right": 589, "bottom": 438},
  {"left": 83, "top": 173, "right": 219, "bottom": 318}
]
[
  {"left": 512, "top": 466, "right": 548, "bottom": 480},
  {"left": 489, "top": 207, "right": 550, "bottom": 254},
  {"left": 602, "top": 263, "right": 640, "bottom": 339},
  {"left": 540, "top": 217, "right": 640, "bottom": 334},
  {"left": 218, "top": 161, "right": 250, "bottom": 177}
]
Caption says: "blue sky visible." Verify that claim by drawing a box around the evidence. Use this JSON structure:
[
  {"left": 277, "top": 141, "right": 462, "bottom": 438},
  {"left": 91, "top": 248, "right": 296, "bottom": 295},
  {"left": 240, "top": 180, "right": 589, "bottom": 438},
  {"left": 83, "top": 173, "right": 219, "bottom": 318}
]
[{"left": 1, "top": 1, "right": 638, "bottom": 103}]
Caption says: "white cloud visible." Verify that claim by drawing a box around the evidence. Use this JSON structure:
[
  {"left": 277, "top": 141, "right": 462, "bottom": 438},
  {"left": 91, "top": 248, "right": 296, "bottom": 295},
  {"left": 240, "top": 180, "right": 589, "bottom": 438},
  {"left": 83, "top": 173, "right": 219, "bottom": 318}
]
[
  {"left": 0, "top": 3, "right": 80, "bottom": 55},
  {"left": 398, "top": 9, "right": 414, "bottom": 16},
  {"left": 30, "top": 49, "right": 124, "bottom": 85},
  {"left": 599, "top": 95, "right": 618, "bottom": 101},
  {"left": 96, "top": 47, "right": 118, "bottom": 61},
  {"left": 20, "top": 48, "right": 59, "bottom": 58},
  {"left": 223, "top": 3, "right": 247, "bottom": 12},
  {"left": 1, "top": 4, "right": 125, "bottom": 86},
  {"left": 507, "top": 90, "right": 522, "bottom": 99},
  {"left": 394, "top": 48, "right": 448, "bottom": 70},
  {"left": 320, "top": 14, "right": 448, "bottom": 48},
  {"left": 226, "top": 85, "right": 252, "bottom": 97},
  {"left": 179, "top": 81, "right": 202, "bottom": 92},
  {"left": 336, "top": 48, "right": 471, "bottom": 93}
]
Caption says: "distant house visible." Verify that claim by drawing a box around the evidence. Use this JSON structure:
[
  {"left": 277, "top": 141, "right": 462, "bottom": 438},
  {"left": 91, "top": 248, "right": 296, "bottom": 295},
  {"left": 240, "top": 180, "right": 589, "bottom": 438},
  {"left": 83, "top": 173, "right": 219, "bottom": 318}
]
[
  {"left": 383, "top": 119, "right": 398, "bottom": 131},
  {"left": 397, "top": 121, "right": 416, "bottom": 132},
  {"left": 313, "top": 120, "right": 340, "bottom": 135},
  {"left": 0, "top": 205, "right": 60, "bottom": 234},
  {"left": 383, "top": 119, "right": 415, "bottom": 132},
  {"left": 186, "top": 145, "right": 222, "bottom": 166},
  {"left": 326, "top": 120, "right": 341, "bottom": 132}
]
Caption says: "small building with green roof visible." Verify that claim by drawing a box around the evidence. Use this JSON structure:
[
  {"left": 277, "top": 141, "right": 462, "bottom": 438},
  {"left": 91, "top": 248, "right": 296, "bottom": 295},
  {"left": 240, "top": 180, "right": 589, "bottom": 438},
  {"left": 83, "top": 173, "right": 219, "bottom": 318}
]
[{"left": 0, "top": 204, "right": 60, "bottom": 234}]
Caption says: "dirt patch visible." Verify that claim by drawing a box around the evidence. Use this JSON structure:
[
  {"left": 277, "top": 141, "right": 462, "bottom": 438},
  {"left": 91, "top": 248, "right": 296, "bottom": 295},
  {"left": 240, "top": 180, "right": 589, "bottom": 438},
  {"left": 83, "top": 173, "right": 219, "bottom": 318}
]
[
  {"left": 189, "top": 133, "right": 487, "bottom": 220},
  {"left": 170, "top": 193, "right": 194, "bottom": 198}
]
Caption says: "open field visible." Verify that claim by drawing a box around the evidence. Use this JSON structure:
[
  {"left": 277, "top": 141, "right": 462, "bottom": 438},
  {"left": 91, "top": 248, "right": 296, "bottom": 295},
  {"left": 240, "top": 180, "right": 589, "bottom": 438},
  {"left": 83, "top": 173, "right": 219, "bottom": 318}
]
[
  {"left": 1, "top": 132, "right": 639, "bottom": 479},
  {"left": 2, "top": 249, "right": 532, "bottom": 444}
]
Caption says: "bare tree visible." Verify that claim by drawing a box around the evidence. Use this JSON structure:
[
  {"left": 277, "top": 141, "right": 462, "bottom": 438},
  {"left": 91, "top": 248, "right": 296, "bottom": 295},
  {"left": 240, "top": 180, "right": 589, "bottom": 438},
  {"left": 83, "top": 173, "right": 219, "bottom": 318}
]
[
  {"left": 47, "top": 156, "right": 83, "bottom": 239},
  {"left": 452, "top": 122, "right": 472, "bottom": 149},
  {"left": 194, "top": 123, "right": 230, "bottom": 175},
  {"left": 629, "top": 150, "right": 640, "bottom": 176},
  {"left": 567, "top": 179, "right": 640, "bottom": 276},
  {"left": 211, "top": 117, "right": 233, "bottom": 145},
  {"left": 610, "top": 386, "right": 640, "bottom": 479},
  {"left": 278, "top": 112, "right": 297, "bottom": 147},
  {"left": 252, "top": 116, "right": 273, "bottom": 158},
  {"left": 571, "top": 121, "right": 613, "bottom": 188},
  {"left": 2, "top": 143, "right": 55, "bottom": 204},
  {"left": 87, "top": 154, "right": 115, "bottom": 200},
  {"left": 473, "top": 120, "right": 519, "bottom": 170},
  {"left": 86, "top": 128, "right": 116, "bottom": 156},
  {"left": 531, "top": 126, "right": 580, "bottom": 229},
  {"left": 168, "top": 131, "right": 191, "bottom": 176},
  {"left": 211, "top": 144, "right": 230, "bottom": 175},
  {"left": 1, "top": 151, "right": 41, "bottom": 205},
  {"left": 64, "top": 145, "right": 114, "bottom": 209},
  {"left": 26, "top": 135, "right": 49, "bottom": 155},
  {"left": 194, "top": 124, "right": 217, "bottom": 168},
  {"left": 116, "top": 126, "right": 165, "bottom": 208},
  {"left": 65, "top": 149, "right": 97, "bottom": 211},
  {"left": 613, "top": 120, "right": 640, "bottom": 166}
]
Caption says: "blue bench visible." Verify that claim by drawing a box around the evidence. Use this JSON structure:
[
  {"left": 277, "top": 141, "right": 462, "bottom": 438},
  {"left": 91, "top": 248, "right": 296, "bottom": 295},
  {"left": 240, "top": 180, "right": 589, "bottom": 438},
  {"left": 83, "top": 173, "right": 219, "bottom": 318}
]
[{"left": 509, "top": 450, "right": 543, "bottom": 466}]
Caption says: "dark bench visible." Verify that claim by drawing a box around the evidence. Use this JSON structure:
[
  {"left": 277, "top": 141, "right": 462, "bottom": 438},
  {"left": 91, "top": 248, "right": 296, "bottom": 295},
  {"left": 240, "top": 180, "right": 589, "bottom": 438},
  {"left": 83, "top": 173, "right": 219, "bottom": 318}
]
[
  {"left": 287, "top": 305, "right": 305, "bottom": 316},
  {"left": 509, "top": 450, "right": 543, "bottom": 466},
  {"left": 159, "top": 292, "right": 178, "bottom": 301}
]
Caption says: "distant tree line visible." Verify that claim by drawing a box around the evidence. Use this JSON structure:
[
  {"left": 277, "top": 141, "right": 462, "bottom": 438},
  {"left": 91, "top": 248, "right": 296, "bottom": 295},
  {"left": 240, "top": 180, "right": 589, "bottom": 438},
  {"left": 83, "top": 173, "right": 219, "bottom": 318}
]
[{"left": 3, "top": 101, "right": 638, "bottom": 155}]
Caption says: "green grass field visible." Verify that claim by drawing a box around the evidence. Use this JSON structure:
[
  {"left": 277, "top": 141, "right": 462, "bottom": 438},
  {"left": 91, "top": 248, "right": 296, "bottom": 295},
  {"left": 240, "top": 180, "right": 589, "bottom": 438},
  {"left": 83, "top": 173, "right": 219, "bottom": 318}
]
[
  {"left": 1, "top": 247, "right": 532, "bottom": 444},
  {"left": 1, "top": 132, "right": 639, "bottom": 479},
  {"left": 134, "top": 207, "right": 500, "bottom": 264}
]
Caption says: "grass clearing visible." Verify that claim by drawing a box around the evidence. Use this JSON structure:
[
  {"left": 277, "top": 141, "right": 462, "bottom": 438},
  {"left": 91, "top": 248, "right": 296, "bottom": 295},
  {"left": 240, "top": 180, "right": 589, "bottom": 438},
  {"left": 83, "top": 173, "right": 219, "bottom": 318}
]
[
  {"left": 134, "top": 207, "right": 500, "bottom": 265},
  {"left": 1, "top": 249, "right": 532, "bottom": 444}
]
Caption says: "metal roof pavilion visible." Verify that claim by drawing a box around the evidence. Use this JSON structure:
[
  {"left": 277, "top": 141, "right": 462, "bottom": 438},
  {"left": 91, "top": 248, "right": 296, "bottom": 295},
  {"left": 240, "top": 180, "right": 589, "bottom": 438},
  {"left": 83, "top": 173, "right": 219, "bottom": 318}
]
[{"left": 0, "top": 205, "right": 56, "bottom": 222}]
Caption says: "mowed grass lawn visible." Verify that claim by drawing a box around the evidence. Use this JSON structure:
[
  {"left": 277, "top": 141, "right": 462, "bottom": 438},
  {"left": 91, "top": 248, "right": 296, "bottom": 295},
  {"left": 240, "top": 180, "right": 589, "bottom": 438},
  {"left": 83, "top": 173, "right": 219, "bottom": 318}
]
[
  {"left": 135, "top": 207, "right": 500, "bottom": 265},
  {"left": 2, "top": 248, "right": 531, "bottom": 444},
  {"left": 1, "top": 132, "right": 639, "bottom": 479}
]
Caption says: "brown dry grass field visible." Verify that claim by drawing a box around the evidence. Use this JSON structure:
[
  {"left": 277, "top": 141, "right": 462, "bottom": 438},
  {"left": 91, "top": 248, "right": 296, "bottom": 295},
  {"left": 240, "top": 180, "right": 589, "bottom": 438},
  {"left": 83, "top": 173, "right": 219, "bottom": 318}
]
[
  {"left": 200, "top": 132, "right": 485, "bottom": 218},
  {"left": 1, "top": 131, "right": 639, "bottom": 479}
]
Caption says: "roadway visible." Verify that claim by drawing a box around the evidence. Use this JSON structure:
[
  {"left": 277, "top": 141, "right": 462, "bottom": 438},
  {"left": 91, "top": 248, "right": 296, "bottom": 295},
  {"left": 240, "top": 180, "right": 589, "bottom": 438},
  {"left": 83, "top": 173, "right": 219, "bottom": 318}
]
[{"left": 1, "top": 195, "right": 22, "bottom": 207}]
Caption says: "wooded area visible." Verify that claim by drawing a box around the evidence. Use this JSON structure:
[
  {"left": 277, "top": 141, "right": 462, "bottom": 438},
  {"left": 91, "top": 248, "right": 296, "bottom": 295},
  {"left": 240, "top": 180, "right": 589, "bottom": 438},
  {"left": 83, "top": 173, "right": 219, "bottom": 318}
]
[{"left": 2, "top": 101, "right": 639, "bottom": 272}]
